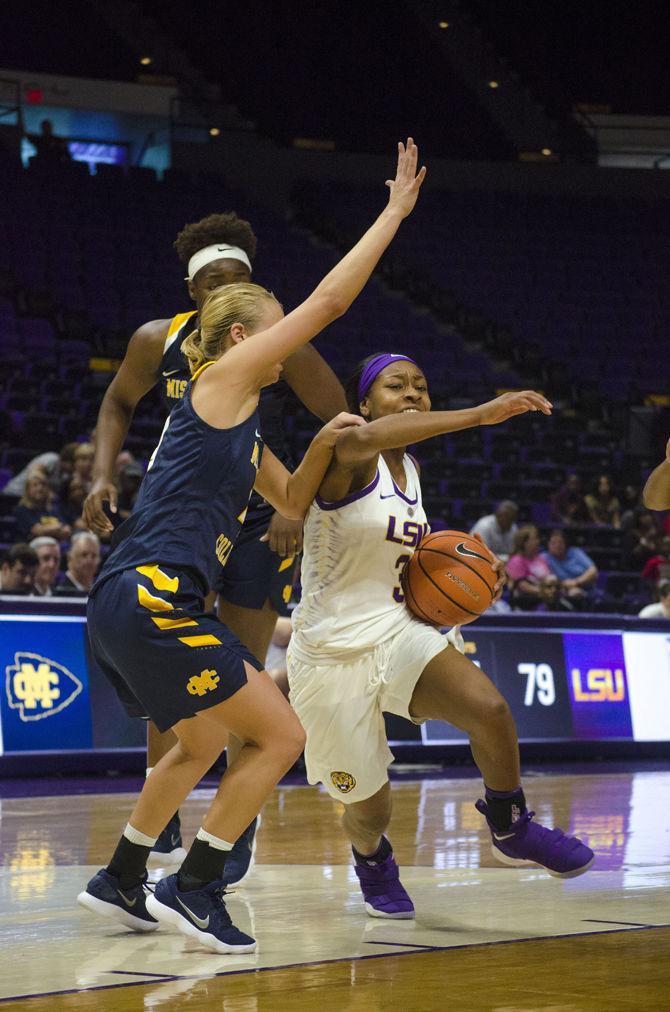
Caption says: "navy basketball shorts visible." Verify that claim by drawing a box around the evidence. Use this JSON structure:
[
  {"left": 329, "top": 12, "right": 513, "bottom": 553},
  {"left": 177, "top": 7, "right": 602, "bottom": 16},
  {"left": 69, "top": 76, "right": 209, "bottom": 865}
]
[
  {"left": 87, "top": 564, "right": 264, "bottom": 732},
  {"left": 213, "top": 511, "right": 298, "bottom": 617}
]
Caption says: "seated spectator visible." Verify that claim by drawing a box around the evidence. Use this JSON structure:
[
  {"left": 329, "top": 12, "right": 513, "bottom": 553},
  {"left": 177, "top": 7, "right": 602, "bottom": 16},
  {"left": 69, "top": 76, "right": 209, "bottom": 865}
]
[
  {"left": 116, "top": 461, "right": 144, "bottom": 521},
  {"left": 470, "top": 500, "right": 519, "bottom": 561},
  {"left": 54, "top": 531, "right": 101, "bottom": 596},
  {"left": 73, "top": 442, "right": 95, "bottom": 493},
  {"left": 3, "top": 442, "right": 80, "bottom": 499},
  {"left": 620, "top": 483, "right": 644, "bottom": 531},
  {"left": 550, "top": 473, "right": 589, "bottom": 525},
  {"left": 625, "top": 512, "right": 660, "bottom": 569},
  {"left": 0, "top": 544, "right": 38, "bottom": 594},
  {"left": 584, "top": 474, "right": 621, "bottom": 528},
  {"left": 542, "top": 529, "right": 598, "bottom": 602},
  {"left": 29, "top": 536, "right": 62, "bottom": 596},
  {"left": 641, "top": 536, "right": 670, "bottom": 590},
  {"left": 639, "top": 582, "right": 670, "bottom": 619},
  {"left": 14, "top": 470, "right": 71, "bottom": 542},
  {"left": 506, "top": 525, "right": 551, "bottom": 608},
  {"left": 535, "top": 574, "right": 576, "bottom": 613},
  {"left": 60, "top": 475, "right": 88, "bottom": 530}
]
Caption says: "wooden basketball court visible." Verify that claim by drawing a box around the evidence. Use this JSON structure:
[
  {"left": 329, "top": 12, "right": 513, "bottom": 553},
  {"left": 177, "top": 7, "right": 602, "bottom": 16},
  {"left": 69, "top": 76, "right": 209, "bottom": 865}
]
[{"left": 1, "top": 769, "right": 668, "bottom": 1010}]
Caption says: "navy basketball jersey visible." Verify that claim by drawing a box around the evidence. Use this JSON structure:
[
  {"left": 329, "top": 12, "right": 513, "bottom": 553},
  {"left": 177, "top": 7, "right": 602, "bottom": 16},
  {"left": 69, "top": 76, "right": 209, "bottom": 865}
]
[
  {"left": 95, "top": 362, "right": 263, "bottom": 596},
  {"left": 160, "top": 310, "right": 293, "bottom": 469},
  {"left": 160, "top": 311, "right": 196, "bottom": 412}
]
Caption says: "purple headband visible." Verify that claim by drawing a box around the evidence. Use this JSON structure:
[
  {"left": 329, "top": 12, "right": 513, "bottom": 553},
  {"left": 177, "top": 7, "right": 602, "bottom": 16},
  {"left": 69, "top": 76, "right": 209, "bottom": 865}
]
[{"left": 357, "top": 354, "right": 418, "bottom": 403}]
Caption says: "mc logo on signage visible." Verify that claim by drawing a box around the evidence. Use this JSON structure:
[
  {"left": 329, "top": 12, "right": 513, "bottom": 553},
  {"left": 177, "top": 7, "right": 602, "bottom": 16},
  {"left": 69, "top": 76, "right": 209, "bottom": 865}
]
[
  {"left": 5, "top": 652, "right": 83, "bottom": 722},
  {"left": 571, "top": 667, "right": 625, "bottom": 702}
]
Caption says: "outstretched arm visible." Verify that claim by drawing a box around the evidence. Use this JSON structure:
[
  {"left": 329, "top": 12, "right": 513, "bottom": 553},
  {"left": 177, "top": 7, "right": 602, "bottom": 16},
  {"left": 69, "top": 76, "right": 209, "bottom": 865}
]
[
  {"left": 220, "top": 140, "right": 426, "bottom": 387},
  {"left": 333, "top": 391, "right": 552, "bottom": 468},
  {"left": 282, "top": 344, "right": 347, "bottom": 421},
  {"left": 643, "top": 440, "right": 670, "bottom": 510}
]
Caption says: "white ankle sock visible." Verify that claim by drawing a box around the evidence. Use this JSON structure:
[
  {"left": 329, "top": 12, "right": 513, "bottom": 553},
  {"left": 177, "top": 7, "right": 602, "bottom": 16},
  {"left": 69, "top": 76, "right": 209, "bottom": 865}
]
[
  {"left": 196, "top": 827, "right": 234, "bottom": 851},
  {"left": 145, "top": 767, "right": 153, "bottom": 779},
  {"left": 124, "top": 822, "right": 158, "bottom": 848}
]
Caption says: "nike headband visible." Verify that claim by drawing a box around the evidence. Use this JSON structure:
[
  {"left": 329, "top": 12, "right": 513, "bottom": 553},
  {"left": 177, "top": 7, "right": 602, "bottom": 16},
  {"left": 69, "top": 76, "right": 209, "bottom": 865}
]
[
  {"left": 185, "top": 244, "right": 253, "bottom": 281},
  {"left": 357, "top": 353, "right": 418, "bottom": 403}
]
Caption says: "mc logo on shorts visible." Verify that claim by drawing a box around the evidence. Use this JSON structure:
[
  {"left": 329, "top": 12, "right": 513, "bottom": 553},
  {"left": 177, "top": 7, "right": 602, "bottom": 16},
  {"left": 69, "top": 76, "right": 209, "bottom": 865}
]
[
  {"left": 187, "top": 668, "right": 220, "bottom": 696},
  {"left": 331, "top": 771, "right": 356, "bottom": 794},
  {"left": 5, "top": 651, "right": 83, "bottom": 722}
]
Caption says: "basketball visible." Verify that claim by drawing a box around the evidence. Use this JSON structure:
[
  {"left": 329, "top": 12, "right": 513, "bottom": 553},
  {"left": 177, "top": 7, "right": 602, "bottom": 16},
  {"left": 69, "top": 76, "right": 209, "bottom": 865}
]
[{"left": 402, "top": 530, "right": 497, "bottom": 627}]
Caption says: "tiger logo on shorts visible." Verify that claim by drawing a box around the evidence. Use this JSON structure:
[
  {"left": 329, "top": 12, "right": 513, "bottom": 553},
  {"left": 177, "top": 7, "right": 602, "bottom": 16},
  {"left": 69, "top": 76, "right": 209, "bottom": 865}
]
[{"left": 330, "top": 771, "right": 356, "bottom": 794}]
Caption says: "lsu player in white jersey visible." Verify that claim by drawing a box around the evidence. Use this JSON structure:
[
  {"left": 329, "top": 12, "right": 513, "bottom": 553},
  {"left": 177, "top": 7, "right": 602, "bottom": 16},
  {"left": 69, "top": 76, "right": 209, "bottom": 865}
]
[{"left": 288, "top": 354, "right": 595, "bottom": 919}]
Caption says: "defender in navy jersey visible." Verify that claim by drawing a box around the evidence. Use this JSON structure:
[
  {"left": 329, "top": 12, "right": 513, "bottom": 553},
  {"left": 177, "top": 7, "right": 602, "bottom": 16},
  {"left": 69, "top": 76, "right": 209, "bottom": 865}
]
[
  {"left": 76, "top": 139, "right": 428, "bottom": 954},
  {"left": 83, "top": 211, "right": 346, "bottom": 871}
]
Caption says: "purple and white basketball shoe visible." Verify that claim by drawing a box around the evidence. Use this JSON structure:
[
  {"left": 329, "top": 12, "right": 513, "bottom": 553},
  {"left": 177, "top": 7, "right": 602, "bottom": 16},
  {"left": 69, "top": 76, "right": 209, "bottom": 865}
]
[{"left": 476, "top": 799, "right": 595, "bottom": 878}]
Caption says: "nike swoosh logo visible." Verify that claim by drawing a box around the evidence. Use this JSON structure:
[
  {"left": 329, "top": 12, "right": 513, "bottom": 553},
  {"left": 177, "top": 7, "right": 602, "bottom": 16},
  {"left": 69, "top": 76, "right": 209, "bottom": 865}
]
[
  {"left": 176, "top": 895, "right": 210, "bottom": 929},
  {"left": 380, "top": 493, "right": 397, "bottom": 500},
  {"left": 255, "top": 430, "right": 261, "bottom": 438},
  {"left": 116, "top": 889, "right": 137, "bottom": 908},
  {"left": 455, "top": 542, "right": 491, "bottom": 563},
  {"left": 170, "top": 833, "right": 180, "bottom": 847},
  {"left": 493, "top": 831, "right": 516, "bottom": 841},
  {"left": 162, "top": 369, "right": 181, "bottom": 377}
]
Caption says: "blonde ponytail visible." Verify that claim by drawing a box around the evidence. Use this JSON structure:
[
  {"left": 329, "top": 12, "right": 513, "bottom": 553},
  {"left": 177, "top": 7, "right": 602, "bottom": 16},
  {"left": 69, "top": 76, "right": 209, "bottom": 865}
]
[{"left": 182, "top": 282, "right": 280, "bottom": 375}]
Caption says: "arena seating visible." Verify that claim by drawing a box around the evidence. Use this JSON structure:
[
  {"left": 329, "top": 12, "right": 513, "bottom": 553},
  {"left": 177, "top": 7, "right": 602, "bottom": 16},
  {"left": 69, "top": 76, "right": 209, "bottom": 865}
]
[{"left": 0, "top": 155, "right": 663, "bottom": 612}]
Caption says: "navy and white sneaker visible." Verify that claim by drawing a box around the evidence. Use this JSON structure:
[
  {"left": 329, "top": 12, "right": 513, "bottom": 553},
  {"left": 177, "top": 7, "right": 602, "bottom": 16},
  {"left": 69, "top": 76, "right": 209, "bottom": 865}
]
[
  {"left": 222, "top": 816, "right": 259, "bottom": 886},
  {"left": 146, "top": 873, "right": 256, "bottom": 954},
  {"left": 77, "top": 869, "right": 159, "bottom": 932},
  {"left": 148, "top": 813, "right": 187, "bottom": 867}
]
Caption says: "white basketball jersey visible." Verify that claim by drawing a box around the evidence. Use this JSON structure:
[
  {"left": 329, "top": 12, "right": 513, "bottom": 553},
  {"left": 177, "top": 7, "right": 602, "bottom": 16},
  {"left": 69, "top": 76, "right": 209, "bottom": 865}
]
[{"left": 291, "top": 454, "right": 429, "bottom": 661}]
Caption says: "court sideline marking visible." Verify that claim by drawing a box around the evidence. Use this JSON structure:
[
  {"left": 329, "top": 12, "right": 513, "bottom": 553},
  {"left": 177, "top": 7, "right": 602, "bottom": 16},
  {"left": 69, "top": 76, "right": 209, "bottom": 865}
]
[{"left": 1, "top": 922, "right": 667, "bottom": 1005}]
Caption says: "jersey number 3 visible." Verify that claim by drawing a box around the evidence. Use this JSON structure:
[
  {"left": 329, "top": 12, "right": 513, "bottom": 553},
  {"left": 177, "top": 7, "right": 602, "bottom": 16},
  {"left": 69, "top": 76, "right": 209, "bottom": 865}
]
[{"left": 393, "top": 553, "right": 411, "bottom": 603}]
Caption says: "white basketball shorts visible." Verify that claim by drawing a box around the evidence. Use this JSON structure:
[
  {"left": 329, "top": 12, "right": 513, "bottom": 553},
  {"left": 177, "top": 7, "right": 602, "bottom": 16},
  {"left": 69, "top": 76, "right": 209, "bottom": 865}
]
[{"left": 287, "top": 620, "right": 464, "bottom": 804}]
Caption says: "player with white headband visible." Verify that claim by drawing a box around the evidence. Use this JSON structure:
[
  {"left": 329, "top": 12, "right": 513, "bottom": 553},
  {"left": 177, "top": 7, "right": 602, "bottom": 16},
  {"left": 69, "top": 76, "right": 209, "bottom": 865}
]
[{"left": 84, "top": 211, "right": 347, "bottom": 880}]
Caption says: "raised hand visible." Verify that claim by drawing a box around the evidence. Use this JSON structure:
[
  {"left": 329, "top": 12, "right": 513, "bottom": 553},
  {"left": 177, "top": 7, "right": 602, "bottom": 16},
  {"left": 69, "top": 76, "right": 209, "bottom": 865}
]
[
  {"left": 385, "top": 138, "right": 427, "bottom": 219},
  {"left": 478, "top": 391, "right": 552, "bottom": 426}
]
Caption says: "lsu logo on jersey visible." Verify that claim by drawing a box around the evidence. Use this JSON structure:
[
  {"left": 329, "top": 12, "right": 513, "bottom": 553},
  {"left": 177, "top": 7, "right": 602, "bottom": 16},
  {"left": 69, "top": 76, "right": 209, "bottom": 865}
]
[
  {"left": 5, "top": 652, "right": 83, "bottom": 722},
  {"left": 330, "top": 771, "right": 356, "bottom": 794}
]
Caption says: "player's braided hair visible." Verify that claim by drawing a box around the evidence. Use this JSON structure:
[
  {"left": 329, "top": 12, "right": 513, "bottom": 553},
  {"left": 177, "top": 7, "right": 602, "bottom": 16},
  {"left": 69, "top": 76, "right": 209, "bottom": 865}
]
[
  {"left": 181, "top": 283, "right": 280, "bottom": 375},
  {"left": 173, "top": 212, "right": 257, "bottom": 264}
]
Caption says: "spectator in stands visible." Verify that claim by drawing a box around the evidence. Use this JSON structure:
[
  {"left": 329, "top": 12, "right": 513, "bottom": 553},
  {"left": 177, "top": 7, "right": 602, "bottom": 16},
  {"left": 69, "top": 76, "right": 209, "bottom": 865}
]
[
  {"left": 60, "top": 475, "right": 88, "bottom": 530},
  {"left": 54, "top": 531, "right": 100, "bottom": 597},
  {"left": 639, "top": 582, "right": 670, "bottom": 620},
  {"left": 29, "top": 536, "right": 62, "bottom": 596},
  {"left": 535, "top": 574, "right": 576, "bottom": 613},
  {"left": 116, "top": 461, "right": 144, "bottom": 521},
  {"left": 643, "top": 438, "right": 670, "bottom": 511},
  {"left": 0, "top": 544, "right": 38, "bottom": 594},
  {"left": 506, "top": 525, "right": 551, "bottom": 608},
  {"left": 14, "top": 470, "right": 71, "bottom": 543},
  {"left": 550, "top": 472, "right": 589, "bottom": 525},
  {"left": 4, "top": 442, "right": 78, "bottom": 498},
  {"left": 470, "top": 500, "right": 518, "bottom": 561},
  {"left": 28, "top": 119, "right": 71, "bottom": 166},
  {"left": 641, "top": 536, "right": 670, "bottom": 590},
  {"left": 584, "top": 474, "right": 621, "bottom": 528},
  {"left": 620, "top": 483, "right": 644, "bottom": 531},
  {"left": 542, "top": 529, "right": 598, "bottom": 603},
  {"left": 72, "top": 443, "right": 95, "bottom": 493},
  {"left": 625, "top": 512, "right": 660, "bottom": 569}
]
